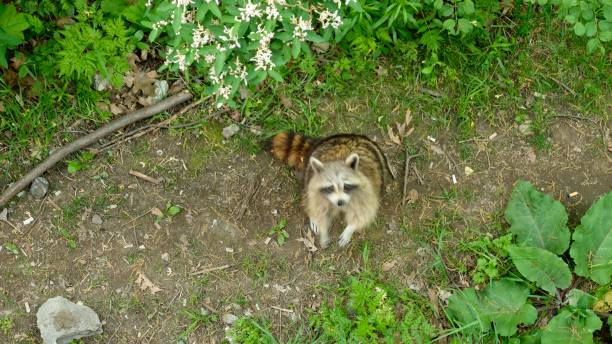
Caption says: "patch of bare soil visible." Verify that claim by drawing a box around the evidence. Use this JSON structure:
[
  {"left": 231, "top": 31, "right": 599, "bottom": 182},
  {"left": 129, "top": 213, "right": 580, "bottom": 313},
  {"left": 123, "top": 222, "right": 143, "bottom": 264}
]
[{"left": 0, "top": 111, "right": 610, "bottom": 343}]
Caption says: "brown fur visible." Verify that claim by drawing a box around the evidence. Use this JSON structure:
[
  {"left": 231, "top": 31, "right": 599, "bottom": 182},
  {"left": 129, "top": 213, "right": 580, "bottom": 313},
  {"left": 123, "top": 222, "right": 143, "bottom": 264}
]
[{"left": 271, "top": 132, "right": 316, "bottom": 170}]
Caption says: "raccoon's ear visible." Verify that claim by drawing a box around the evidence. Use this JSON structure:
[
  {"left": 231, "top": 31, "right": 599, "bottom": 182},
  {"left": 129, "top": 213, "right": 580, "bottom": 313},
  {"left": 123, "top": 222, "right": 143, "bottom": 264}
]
[
  {"left": 309, "top": 157, "right": 325, "bottom": 173},
  {"left": 345, "top": 153, "right": 359, "bottom": 170}
]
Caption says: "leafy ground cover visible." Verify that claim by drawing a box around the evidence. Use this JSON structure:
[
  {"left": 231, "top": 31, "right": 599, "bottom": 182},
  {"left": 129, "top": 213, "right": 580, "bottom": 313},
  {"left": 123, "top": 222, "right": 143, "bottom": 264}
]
[{"left": 1, "top": 1, "right": 611, "bottom": 343}]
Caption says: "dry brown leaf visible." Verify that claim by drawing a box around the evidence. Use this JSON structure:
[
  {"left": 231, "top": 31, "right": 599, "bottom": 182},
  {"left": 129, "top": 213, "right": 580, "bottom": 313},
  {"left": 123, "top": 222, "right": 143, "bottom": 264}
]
[
  {"left": 297, "top": 232, "right": 318, "bottom": 252},
  {"left": 428, "top": 143, "right": 444, "bottom": 155},
  {"left": 135, "top": 271, "right": 161, "bottom": 294},
  {"left": 109, "top": 103, "right": 124, "bottom": 115},
  {"left": 151, "top": 208, "right": 163, "bottom": 217},
  {"left": 132, "top": 72, "right": 157, "bottom": 97},
  {"left": 406, "top": 189, "right": 419, "bottom": 204},
  {"left": 387, "top": 125, "right": 401, "bottom": 145},
  {"left": 382, "top": 259, "right": 396, "bottom": 272}
]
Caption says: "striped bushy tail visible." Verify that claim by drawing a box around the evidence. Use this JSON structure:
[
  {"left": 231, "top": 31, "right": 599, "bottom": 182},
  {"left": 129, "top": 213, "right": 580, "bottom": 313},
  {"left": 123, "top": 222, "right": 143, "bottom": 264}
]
[{"left": 271, "top": 132, "right": 316, "bottom": 170}]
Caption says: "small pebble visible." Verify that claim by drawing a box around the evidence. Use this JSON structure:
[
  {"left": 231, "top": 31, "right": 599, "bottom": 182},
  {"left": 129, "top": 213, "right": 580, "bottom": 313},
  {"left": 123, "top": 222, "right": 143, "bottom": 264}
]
[
  {"left": 222, "top": 313, "right": 238, "bottom": 325},
  {"left": 91, "top": 214, "right": 103, "bottom": 225},
  {"left": 161, "top": 253, "right": 169, "bottom": 262}
]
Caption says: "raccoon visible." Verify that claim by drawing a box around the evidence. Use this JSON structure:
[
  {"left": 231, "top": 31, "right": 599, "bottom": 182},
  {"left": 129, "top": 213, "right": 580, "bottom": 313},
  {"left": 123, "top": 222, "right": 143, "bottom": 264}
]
[{"left": 271, "top": 132, "right": 386, "bottom": 248}]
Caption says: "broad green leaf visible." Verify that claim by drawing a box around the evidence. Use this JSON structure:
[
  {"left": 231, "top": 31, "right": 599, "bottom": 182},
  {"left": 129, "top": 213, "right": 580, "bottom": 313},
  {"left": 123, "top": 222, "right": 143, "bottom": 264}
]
[
  {"left": 504, "top": 181, "right": 570, "bottom": 254},
  {"left": 586, "top": 38, "right": 599, "bottom": 54},
  {"left": 570, "top": 191, "right": 612, "bottom": 284},
  {"left": 0, "top": 4, "right": 29, "bottom": 40},
  {"left": 584, "top": 20, "right": 597, "bottom": 37},
  {"left": 566, "top": 289, "right": 596, "bottom": 309},
  {"left": 209, "top": 2, "right": 222, "bottom": 19},
  {"left": 460, "top": 0, "right": 475, "bottom": 15},
  {"left": 439, "top": 5, "right": 453, "bottom": 17},
  {"left": 268, "top": 69, "right": 282, "bottom": 82},
  {"left": 291, "top": 38, "right": 300, "bottom": 58},
  {"left": 605, "top": 6, "right": 612, "bottom": 21},
  {"left": 442, "top": 19, "right": 456, "bottom": 34},
  {"left": 574, "top": 22, "right": 586, "bottom": 36},
  {"left": 167, "top": 206, "right": 181, "bottom": 216},
  {"left": 481, "top": 279, "right": 537, "bottom": 336},
  {"left": 508, "top": 246, "right": 572, "bottom": 294},
  {"left": 541, "top": 308, "right": 602, "bottom": 344},
  {"left": 564, "top": 14, "right": 576, "bottom": 24},
  {"left": 446, "top": 288, "right": 491, "bottom": 333},
  {"left": 457, "top": 18, "right": 472, "bottom": 34},
  {"left": 600, "top": 30, "right": 612, "bottom": 42}
]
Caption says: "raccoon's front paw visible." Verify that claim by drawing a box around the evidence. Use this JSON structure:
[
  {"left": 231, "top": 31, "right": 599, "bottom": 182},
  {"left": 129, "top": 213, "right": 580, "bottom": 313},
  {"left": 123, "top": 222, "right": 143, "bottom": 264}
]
[
  {"left": 338, "top": 227, "right": 355, "bottom": 247},
  {"left": 320, "top": 235, "right": 330, "bottom": 249},
  {"left": 309, "top": 218, "right": 319, "bottom": 234}
]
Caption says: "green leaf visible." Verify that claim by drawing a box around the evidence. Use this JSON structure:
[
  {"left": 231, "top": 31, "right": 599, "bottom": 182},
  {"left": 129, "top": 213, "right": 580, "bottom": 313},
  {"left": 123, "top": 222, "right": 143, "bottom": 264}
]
[
  {"left": 446, "top": 288, "right": 491, "bottom": 333},
  {"left": 508, "top": 246, "right": 572, "bottom": 294},
  {"left": 504, "top": 181, "right": 570, "bottom": 254},
  {"left": 67, "top": 161, "right": 81, "bottom": 174},
  {"left": 566, "top": 289, "right": 596, "bottom": 309},
  {"left": 291, "top": 38, "right": 300, "bottom": 59},
  {"left": 306, "top": 32, "right": 326, "bottom": 43},
  {"left": 167, "top": 206, "right": 181, "bottom": 216},
  {"left": 585, "top": 38, "right": 600, "bottom": 54},
  {"left": 457, "top": 18, "right": 472, "bottom": 34},
  {"left": 268, "top": 69, "right": 282, "bottom": 82},
  {"left": 570, "top": 191, "right": 612, "bottom": 284},
  {"left": 564, "top": 14, "right": 576, "bottom": 24},
  {"left": 439, "top": 5, "right": 453, "bottom": 17},
  {"left": 4, "top": 242, "right": 19, "bottom": 255},
  {"left": 584, "top": 20, "right": 597, "bottom": 37},
  {"left": 574, "top": 22, "right": 586, "bottom": 36},
  {"left": 481, "top": 279, "right": 537, "bottom": 336},
  {"left": 601, "top": 30, "right": 612, "bottom": 43},
  {"left": 541, "top": 308, "right": 602, "bottom": 344},
  {"left": 209, "top": 2, "right": 222, "bottom": 19},
  {"left": 0, "top": 4, "right": 29, "bottom": 40},
  {"left": 460, "top": 0, "right": 475, "bottom": 15},
  {"left": 605, "top": 6, "right": 612, "bottom": 21},
  {"left": 442, "top": 19, "right": 456, "bottom": 34}
]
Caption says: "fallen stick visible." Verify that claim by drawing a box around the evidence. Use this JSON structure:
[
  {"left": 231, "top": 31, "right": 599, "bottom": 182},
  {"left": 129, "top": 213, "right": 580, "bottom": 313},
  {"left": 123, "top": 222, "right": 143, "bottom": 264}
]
[
  {"left": 0, "top": 91, "right": 193, "bottom": 208},
  {"left": 402, "top": 150, "right": 421, "bottom": 206},
  {"left": 190, "top": 264, "right": 231, "bottom": 276},
  {"left": 129, "top": 170, "right": 161, "bottom": 184}
]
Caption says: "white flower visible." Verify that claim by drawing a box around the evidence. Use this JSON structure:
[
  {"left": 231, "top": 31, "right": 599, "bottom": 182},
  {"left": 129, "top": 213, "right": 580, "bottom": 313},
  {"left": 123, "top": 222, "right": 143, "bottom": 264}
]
[
  {"left": 265, "top": 5, "right": 280, "bottom": 21},
  {"left": 319, "top": 10, "right": 342, "bottom": 29},
  {"left": 218, "top": 85, "right": 232, "bottom": 99},
  {"left": 220, "top": 26, "right": 240, "bottom": 49},
  {"left": 171, "top": 51, "right": 187, "bottom": 71},
  {"left": 181, "top": 9, "right": 195, "bottom": 24},
  {"left": 191, "top": 24, "right": 213, "bottom": 49},
  {"left": 172, "top": 0, "right": 193, "bottom": 7},
  {"left": 229, "top": 58, "right": 248, "bottom": 84},
  {"left": 291, "top": 16, "right": 312, "bottom": 41},
  {"left": 251, "top": 45, "right": 275, "bottom": 71},
  {"left": 256, "top": 24, "right": 274, "bottom": 46},
  {"left": 209, "top": 69, "right": 226, "bottom": 85},
  {"left": 152, "top": 20, "right": 168, "bottom": 30},
  {"left": 204, "top": 0, "right": 220, "bottom": 4},
  {"left": 146, "top": 0, "right": 153, "bottom": 8},
  {"left": 236, "top": 0, "right": 262, "bottom": 22},
  {"left": 205, "top": 54, "right": 216, "bottom": 64}
]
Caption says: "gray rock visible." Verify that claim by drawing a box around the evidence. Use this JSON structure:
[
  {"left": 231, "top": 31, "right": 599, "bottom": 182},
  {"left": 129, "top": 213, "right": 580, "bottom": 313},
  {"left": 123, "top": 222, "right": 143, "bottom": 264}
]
[
  {"left": 91, "top": 214, "right": 103, "bottom": 225},
  {"left": 0, "top": 208, "right": 7, "bottom": 221},
  {"left": 154, "top": 80, "right": 169, "bottom": 101},
  {"left": 36, "top": 296, "right": 102, "bottom": 344},
  {"left": 222, "top": 313, "right": 238, "bottom": 325},
  {"left": 222, "top": 124, "right": 240, "bottom": 139},
  {"left": 30, "top": 177, "right": 49, "bottom": 199}
]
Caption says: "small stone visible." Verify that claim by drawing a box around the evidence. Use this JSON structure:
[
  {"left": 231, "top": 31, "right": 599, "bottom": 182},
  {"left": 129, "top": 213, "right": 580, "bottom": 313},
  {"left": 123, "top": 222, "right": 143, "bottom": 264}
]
[
  {"left": 222, "top": 124, "right": 240, "bottom": 139},
  {"left": 464, "top": 166, "right": 474, "bottom": 176},
  {"left": 91, "top": 214, "right": 102, "bottom": 225},
  {"left": 30, "top": 176, "right": 50, "bottom": 199},
  {"left": 154, "top": 80, "right": 169, "bottom": 101},
  {"left": 222, "top": 313, "right": 238, "bottom": 325},
  {"left": 93, "top": 74, "right": 110, "bottom": 92},
  {"left": 161, "top": 253, "right": 169, "bottom": 262},
  {"left": 36, "top": 296, "right": 102, "bottom": 344},
  {"left": 0, "top": 208, "right": 7, "bottom": 221},
  {"left": 518, "top": 121, "right": 533, "bottom": 136}
]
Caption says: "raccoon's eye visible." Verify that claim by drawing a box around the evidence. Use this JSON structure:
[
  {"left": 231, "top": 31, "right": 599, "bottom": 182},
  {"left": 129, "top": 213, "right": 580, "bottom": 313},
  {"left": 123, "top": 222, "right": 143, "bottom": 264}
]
[
  {"left": 344, "top": 184, "right": 357, "bottom": 192},
  {"left": 320, "top": 186, "right": 334, "bottom": 194}
]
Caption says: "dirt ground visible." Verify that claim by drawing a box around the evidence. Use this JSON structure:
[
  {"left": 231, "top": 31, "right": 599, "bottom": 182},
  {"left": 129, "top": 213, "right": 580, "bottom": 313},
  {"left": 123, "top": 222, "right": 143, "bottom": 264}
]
[{"left": 1, "top": 98, "right": 610, "bottom": 343}]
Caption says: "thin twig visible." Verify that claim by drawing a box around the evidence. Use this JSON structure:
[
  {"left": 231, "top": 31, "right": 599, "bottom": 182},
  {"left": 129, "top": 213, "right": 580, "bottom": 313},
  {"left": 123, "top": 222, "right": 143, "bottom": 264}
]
[
  {"left": 235, "top": 174, "right": 261, "bottom": 221},
  {"left": 190, "top": 264, "right": 231, "bottom": 276},
  {"left": 412, "top": 165, "right": 424, "bottom": 185},
  {"left": 540, "top": 74, "right": 577, "bottom": 96},
  {"left": 382, "top": 152, "right": 396, "bottom": 180},
  {"left": 270, "top": 306, "right": 294, "bottom": 313},
  {"left": 402, "top": 150, "right": 421, "bottom": 206},
  {"left": 554, "top": 114, "right": 598, "bottom": 124},
  {"left": 129, "top": 170, "right": 161, "bottom": 184},
  {"left": 0, "top": 91, "right": 193, "bottom": 208}
]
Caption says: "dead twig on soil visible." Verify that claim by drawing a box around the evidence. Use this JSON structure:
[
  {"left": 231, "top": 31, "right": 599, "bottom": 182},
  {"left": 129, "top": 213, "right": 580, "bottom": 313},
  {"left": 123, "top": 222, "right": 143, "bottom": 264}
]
[
  {"left": 235, "top": 174, "right": 261, "bottom": 221},
  {"left": 419, "top": 87, "right": 443, "bottom": 98},
  {"left": 402, "top": 149, "right": 421, "bottom": 206},
  {"left": 0, "top": 91, "right": 193, "bottom": 208},
  {"left": 190, "top": 264, "right": 231, "bottom": 276},
  {"left": 271, "top": 306, "right": 294, "bottom": 313},
  {"left": 539, "top": 73, "right": 577, "bottom": 96},
  {"left": 129, "top": 170, "right": 161, "bottom": 184}
]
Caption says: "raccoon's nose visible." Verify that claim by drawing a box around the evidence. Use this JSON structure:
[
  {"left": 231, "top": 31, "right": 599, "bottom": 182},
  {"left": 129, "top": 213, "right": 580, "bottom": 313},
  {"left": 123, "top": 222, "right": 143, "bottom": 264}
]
[{"left": 337, "top": 200, "right": 345, "bottom": 206}]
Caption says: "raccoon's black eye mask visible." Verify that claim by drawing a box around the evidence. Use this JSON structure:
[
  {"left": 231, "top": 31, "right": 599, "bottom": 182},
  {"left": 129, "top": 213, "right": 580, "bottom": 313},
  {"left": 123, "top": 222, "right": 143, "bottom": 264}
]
[
  {"left": 343, "top": 184, "right": 357, "bottom": 192},
  {"left": 320, "top": 186, "right": 334, "bottom": 194}
]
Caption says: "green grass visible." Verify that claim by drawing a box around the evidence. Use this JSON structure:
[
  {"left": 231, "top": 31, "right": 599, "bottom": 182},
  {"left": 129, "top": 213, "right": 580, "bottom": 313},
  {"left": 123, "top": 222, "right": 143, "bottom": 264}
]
[{"left": 0, "top": 315, "right": 14, "bottom": 336}]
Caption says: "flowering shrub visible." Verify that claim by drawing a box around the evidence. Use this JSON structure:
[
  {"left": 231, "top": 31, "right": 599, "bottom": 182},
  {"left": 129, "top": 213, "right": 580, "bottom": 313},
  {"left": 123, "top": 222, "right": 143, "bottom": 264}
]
[{"left": 143, "top": 0, "right": 356, "bottom": 107}]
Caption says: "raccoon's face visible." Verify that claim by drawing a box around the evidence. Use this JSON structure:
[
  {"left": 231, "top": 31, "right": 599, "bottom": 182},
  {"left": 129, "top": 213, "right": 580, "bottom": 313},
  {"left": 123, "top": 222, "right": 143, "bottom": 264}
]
[{"left": 309, "top": 153, "right": 361, "bottom": 208}]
